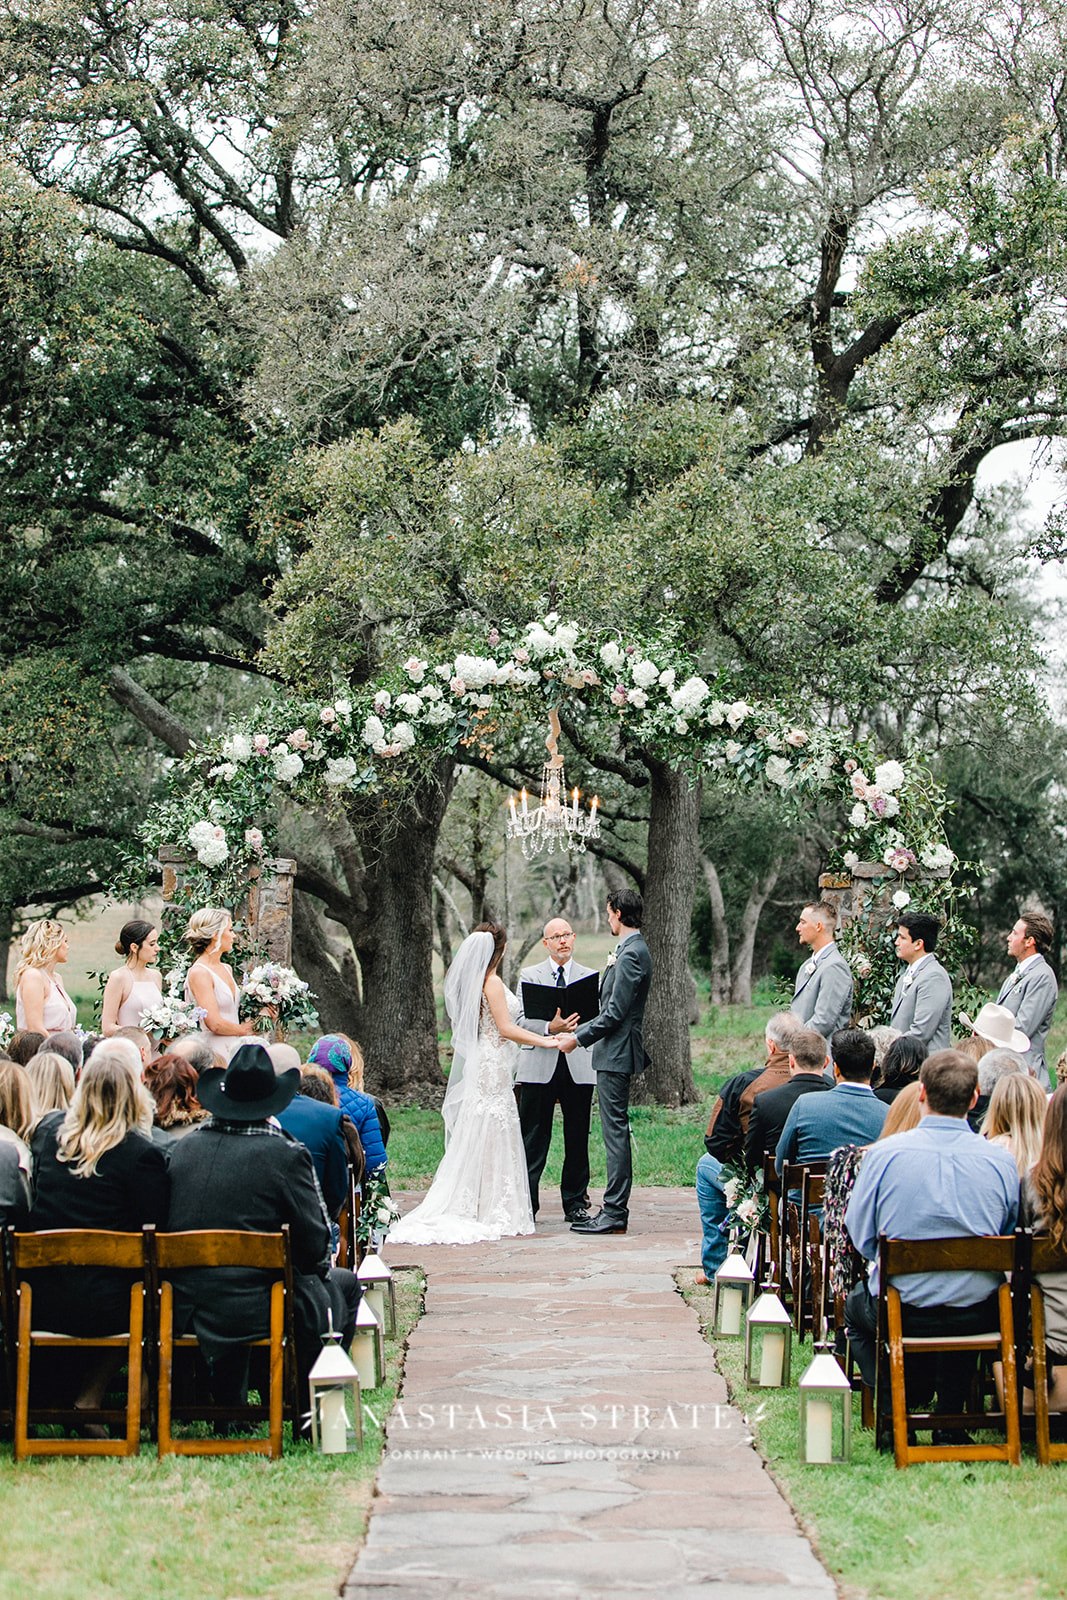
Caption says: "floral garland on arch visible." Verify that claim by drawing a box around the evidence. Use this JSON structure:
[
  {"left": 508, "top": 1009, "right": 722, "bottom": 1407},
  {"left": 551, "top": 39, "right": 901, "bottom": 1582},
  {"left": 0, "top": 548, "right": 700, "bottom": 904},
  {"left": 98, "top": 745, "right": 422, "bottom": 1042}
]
[{"left": 136, "top": 613, "right": 962, "bottom": 995}]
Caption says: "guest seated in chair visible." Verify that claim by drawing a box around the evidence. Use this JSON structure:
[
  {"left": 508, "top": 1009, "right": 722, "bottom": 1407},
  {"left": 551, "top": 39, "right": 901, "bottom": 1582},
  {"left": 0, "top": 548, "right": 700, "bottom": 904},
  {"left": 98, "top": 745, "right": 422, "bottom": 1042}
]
[
  {"left": 1022, "top": 1086, "right": 1067, "bottom": 1413},
  {"left": 309, "top": 1035, "right": 388, "bottom": 1173},
  {"left": 165, "top": 1043, "right": 361, "bottom": 1415},
  {"left": 844, "top": 1049, "right": 1020, "bottom": 1437}
]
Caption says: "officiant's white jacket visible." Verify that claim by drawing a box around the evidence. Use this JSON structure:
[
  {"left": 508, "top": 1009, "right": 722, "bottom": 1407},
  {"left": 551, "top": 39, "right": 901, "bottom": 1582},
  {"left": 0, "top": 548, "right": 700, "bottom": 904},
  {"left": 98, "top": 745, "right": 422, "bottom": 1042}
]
[{"left": 516, "top": 958, "right": 597, "bottom": 1086}]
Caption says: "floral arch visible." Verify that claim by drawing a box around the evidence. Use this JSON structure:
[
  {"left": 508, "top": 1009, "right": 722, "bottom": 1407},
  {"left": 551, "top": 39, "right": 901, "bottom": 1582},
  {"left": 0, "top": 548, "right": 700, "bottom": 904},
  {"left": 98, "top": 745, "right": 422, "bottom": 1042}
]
[{"left": 140, "top": 613, "right": 962, "bottom": 1021}]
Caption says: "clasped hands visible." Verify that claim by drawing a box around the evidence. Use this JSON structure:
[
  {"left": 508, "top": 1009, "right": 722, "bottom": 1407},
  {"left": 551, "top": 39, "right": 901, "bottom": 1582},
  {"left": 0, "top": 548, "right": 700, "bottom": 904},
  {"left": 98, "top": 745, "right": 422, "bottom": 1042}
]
[{"left": 550, "top": 1007, "right": 580, "bottom": 1054}]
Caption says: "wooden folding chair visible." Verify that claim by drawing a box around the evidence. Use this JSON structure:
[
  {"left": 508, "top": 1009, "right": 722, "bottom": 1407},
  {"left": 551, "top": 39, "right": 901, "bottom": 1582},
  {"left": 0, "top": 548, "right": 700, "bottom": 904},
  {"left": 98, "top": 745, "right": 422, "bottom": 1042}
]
[
  {"left": 801, "top": 1171, "right": 827, "bottom": 1340},
  {"left": 756, "top": 1153, "right": 781, "bottom": 1290},
  {"left": 10, "top": 1229, "right": 148, "bottom": 1459},
  {"left": 1028, "top": 1235, "right": 1067, "bottom": 1465},
  {"left": 779, "top": 1160, "right": 828, "bottom": 1327},
  {"left": 336, "top": 1164, "right": 358, "bottom": 1270},
  {"left": 152, "top": 1227, "right": 294, "bottom": 1459},
  {"left": 875, "top": 1234, "right": 1021, "bottom": 1468}
]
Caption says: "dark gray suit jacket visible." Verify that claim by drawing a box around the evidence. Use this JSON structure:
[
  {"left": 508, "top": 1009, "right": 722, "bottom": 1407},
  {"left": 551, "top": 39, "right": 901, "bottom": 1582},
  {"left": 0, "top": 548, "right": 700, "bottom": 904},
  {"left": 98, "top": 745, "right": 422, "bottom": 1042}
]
[
  {"left": 576, "top": 932, "right": 652, "bottom": 1076},
  {"left": 997, "top": 956, "right": 1058, "bottom": 1086}
]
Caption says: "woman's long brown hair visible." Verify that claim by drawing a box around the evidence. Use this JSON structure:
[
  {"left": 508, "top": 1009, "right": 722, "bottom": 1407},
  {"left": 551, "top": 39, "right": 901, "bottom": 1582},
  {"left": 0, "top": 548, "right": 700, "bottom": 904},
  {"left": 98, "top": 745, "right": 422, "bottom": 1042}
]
[{"left": 1032, "top": 1085, "right": 1067, "bottom": 1249}]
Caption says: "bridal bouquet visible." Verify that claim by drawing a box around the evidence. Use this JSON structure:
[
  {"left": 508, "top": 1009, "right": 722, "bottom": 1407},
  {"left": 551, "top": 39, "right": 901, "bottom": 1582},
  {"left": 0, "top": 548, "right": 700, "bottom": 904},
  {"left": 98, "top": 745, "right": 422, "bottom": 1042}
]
[
  {"left": 139, "top": 992, "right": 205, "bottom": 1041},
  {"left": 239, "top": 962, "right": 319, "bottom": 1034}
]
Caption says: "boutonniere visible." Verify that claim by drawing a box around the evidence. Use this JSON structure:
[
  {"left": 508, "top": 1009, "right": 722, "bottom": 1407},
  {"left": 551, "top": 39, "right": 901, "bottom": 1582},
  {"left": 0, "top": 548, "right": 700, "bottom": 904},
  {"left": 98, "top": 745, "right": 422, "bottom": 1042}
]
[{"left": 605, "top": 949, "right": 619, "bottom": 970}]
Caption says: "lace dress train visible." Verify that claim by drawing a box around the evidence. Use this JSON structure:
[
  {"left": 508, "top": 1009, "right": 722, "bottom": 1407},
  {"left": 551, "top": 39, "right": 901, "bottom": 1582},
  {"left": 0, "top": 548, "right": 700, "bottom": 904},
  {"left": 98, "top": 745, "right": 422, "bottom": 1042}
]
[{"left": 389, "top": 994, "right": 534, "bottom": 1245}]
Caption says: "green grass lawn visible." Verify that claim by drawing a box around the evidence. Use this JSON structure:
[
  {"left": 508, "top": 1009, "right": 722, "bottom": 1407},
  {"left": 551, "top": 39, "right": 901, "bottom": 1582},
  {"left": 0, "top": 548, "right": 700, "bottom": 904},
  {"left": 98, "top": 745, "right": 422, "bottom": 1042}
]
[
  {"left": 681, "top": 1273, "right": 1067, "bottom": 1600},
  {"left": 0, "top": 1268, "right": 424, "bottom": 1600}
]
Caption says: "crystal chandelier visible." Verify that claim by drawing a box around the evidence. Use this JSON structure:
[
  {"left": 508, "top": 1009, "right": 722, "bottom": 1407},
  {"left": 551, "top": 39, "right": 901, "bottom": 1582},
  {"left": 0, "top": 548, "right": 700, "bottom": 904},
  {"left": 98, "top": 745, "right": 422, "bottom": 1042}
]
[{"left": 506, "top": 709, "right": 600, "bottom": 858}]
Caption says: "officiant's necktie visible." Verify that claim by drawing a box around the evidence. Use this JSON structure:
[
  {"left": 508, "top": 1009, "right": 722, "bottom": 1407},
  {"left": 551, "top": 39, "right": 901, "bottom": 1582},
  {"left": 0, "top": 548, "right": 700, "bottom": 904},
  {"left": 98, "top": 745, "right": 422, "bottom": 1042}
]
[{"left": 555, "top": 966, "right": 566, "bottom": 987}]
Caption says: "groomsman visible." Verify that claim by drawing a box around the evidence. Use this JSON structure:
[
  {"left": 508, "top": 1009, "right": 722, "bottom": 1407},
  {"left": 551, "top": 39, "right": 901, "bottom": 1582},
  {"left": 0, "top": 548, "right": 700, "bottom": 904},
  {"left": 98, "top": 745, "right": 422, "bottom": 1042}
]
[
  {"left": 998, "top": 911, "right": 1058, "bottom": 1089},
  {"left": 792, "top": 901, "right": 854, "bottom": 1039},
  {"left": 516, "top": 917, "right": 596, "bottom": 1223},
  {"left": 889, "top": 912, "right": 953, "bottom": 1053}
]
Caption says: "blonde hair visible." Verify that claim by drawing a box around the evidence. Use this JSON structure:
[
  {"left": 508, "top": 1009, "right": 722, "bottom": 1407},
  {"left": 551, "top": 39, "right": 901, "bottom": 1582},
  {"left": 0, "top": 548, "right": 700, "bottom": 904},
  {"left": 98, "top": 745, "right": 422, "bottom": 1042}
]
[
  {"left": 983, "top": 1073, "right": 1048, "bottom": 1177},
  {"left": 958, "top": 1033, "right": 994, "bottom": 1064},
  {"left": 57, "top": 1051, "right": 154, "bottom": 1177},
  {"left": 337, "top": 1033, "right": 365, "bottom": 1090},
  {"left": 879, "top": 1080, "right": 922, "bottom": 1137},
  {"left": 0, "top": 1061, "right": 35, "bottom": 1141},
  {"left": 25, "top": 1050, "right": 76, "bottom": 1118},
  {"left": 15, "top": 918, "right": 67, "bottom": 981},
  {"left": 184, "top": 907, "right": 231, "bottom": 956}
]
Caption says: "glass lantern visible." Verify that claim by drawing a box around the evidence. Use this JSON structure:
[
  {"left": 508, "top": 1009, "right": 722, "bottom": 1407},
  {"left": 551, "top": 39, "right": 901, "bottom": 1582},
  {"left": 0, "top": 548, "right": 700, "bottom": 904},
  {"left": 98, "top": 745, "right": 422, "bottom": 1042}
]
[
  {"left": 712, "top": 1249, "right": 756, "bottom": 1336},
  {"left": 798, "top": 1343, "right": 852, "bottom": 1464},
  {"left": 309, "top": 1336, "right": 363, "bottom": 1454},
  {"left": 357, "top": 1251, "right": 397, "bottom": 1336},
  {"left": 743, "top": 1282, "right": 792, "bottom": 1388},
  {"left": 350, "top": 1297, "right": 385, "bottom": 1390}
]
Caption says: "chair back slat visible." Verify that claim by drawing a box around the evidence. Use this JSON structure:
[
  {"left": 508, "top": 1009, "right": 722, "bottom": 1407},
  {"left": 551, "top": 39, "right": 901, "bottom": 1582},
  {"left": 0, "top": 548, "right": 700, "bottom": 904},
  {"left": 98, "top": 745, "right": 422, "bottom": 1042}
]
[
  {"left": 883, "top": 1235, "right": 1015, "bottom": 1277},
  {"left": 154, "top": 1230, "right": 286, "bottom": 1271},
  {"left": 1030, "top": 1236, "right": 1067, "bottom": 1276},
  {"left": 12, "top": 1230, "right": 145, "bottom": 1270}
]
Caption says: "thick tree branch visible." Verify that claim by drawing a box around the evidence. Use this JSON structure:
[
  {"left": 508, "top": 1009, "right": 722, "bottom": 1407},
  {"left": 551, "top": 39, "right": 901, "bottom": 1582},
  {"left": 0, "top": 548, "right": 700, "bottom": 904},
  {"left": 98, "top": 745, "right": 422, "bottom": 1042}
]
[{"left": 106, "top": 667, "right": 195, "bottom": 756}]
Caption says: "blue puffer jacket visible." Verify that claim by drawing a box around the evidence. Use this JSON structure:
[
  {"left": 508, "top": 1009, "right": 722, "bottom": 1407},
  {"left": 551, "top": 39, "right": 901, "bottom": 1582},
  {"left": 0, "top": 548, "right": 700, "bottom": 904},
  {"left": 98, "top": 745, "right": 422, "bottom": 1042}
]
[{"left": 337, "top": 1086, "right": 387, "bottom": 1173}]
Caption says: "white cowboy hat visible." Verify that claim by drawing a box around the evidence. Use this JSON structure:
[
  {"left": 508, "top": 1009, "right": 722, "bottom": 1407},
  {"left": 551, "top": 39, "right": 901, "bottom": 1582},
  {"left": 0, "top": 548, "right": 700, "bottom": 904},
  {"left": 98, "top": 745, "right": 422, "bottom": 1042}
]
[{"left": 958, "top": 1002, "right": 1030, "bottom": 1054}]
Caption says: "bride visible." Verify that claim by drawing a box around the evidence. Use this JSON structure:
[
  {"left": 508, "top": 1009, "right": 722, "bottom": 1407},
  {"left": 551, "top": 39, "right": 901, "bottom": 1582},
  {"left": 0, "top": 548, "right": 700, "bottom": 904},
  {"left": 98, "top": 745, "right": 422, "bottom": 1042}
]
[{"left": 390, "top": 923, "right": 575, "bottom": 1245}]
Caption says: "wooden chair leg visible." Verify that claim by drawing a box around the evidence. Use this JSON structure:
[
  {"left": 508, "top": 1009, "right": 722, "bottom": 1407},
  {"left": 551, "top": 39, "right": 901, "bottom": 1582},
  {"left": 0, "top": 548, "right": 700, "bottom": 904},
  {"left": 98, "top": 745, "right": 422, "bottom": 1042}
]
[
  {"left": 1033, "top": 1288, "right": 1050, "bottom": 1466},
  {"left": 14, "top": 1283, "right": 31, "bottom": 1463},
  {"left": 886, "top": 1289, "right": 911, "bottom": 1469},
  {"left": 124, "top": 1284, "right": 144, "bottom": 1456},
  {"left": 998, "top": 1283, "right": 1021, "bottom": 1465},
  {"left": 157, "top": 1281, "right": 174, "bottom": 1458},
  {"left": 268, "top": 1281, "right": 284, "bottom": 1460}
]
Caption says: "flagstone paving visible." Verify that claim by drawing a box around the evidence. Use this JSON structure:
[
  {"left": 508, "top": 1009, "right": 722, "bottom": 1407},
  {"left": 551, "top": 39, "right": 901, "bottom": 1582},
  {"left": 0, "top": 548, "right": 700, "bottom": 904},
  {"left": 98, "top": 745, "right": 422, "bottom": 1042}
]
[{"left": 343, "top": 1186, "right": 837, "bottom": 1600}]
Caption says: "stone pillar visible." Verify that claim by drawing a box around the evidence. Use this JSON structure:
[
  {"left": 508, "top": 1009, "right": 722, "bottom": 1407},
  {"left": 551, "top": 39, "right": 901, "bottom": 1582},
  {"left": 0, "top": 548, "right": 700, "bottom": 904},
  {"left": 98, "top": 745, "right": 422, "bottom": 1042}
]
[
  {"left": 819, "top": 861, "right": 950, "bottom": 934},
  {"left": 157, "top": 846, "right": 296, "bottom": 967}
]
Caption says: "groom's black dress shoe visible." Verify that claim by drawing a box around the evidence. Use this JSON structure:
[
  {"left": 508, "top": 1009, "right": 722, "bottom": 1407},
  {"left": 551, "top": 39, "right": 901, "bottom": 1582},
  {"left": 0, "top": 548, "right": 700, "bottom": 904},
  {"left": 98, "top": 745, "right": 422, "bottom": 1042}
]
[
  {"left": 570, "top": 1210, "right": 627, "bottom": 1234},
  {"left": 564, "top": 1206, "right": 591, "bottom": 1224}
]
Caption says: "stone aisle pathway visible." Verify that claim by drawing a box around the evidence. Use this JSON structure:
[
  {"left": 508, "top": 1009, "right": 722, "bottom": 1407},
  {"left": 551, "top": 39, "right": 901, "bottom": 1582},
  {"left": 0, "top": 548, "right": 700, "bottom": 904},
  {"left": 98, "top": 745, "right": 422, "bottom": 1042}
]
[{"left": 344, "top": 1187, "right": 836, "bottom": 1600}]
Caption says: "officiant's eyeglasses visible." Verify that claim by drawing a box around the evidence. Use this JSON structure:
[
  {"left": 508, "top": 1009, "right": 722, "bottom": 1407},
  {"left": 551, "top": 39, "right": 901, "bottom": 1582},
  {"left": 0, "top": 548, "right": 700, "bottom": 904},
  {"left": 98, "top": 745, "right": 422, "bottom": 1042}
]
[{"left": 545, "top": 932, "right": 572, "bottom": 942}]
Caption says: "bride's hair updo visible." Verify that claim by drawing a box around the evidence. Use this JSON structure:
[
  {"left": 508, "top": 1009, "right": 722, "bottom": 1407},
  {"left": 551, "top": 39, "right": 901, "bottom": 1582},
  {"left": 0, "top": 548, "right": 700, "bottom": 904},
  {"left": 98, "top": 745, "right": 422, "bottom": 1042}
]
[
  {"left": 115, "top": 919, "right": 155, "bottom": 959},
  {"left": 184, "top": 907, "right": 231, "bottom": 956},
  {"left": 472, "top": 922, "right": 506, "bottom": 976}
]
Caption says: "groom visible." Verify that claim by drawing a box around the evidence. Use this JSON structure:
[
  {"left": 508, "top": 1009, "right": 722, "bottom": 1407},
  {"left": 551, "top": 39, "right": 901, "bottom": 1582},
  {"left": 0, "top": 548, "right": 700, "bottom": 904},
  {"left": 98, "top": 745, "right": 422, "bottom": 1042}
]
[{"left": 562, "top": 888, "right": 652, "bottom": 1236}]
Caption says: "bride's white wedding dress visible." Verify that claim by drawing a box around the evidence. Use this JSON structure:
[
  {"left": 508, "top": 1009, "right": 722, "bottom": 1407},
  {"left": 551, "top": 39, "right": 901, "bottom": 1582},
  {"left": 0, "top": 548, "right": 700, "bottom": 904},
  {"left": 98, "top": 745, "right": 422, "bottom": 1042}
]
[{"left": 389, "top": 989, "right": 534, "bottom": 1245}]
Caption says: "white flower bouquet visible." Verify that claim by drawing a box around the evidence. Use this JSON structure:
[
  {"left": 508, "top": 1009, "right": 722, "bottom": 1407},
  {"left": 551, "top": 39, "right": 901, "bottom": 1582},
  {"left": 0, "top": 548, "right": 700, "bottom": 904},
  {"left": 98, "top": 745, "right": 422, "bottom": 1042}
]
[
  {"left": 139, "top": 992, "right": 205, "bottom": 1040},
  {"left": 0, "top": 1010, "right": 14, "bottom": 1050},
  {"left": 357, "top": 1170, "right": 399, "bottom": 1247},
  {"left": 239, "top": 962, "right": 319, "bottom": 1033}
]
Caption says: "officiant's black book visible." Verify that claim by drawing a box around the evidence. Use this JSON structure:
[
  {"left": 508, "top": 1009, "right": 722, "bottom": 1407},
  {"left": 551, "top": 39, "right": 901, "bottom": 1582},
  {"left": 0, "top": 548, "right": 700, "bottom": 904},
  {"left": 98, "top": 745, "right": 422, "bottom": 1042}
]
[{"left": 521, "top": 970, "right": 600, "bottom": 1026}]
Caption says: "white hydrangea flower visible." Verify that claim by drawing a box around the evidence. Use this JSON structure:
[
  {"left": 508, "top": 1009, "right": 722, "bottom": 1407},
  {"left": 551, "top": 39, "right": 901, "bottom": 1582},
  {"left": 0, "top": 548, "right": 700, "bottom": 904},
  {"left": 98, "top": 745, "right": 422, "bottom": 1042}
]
[
  {"left": 197, "top": 837, "right": 229, "bottom": 867},
  {"left": 631, "top": 659, "right": 658, "bottom": 688},
  {"left": 389, "top": 721, "right": 416, "bottom": 751},
  {"left": 849, "top": 802, "right": 869, "bottom": 827},
  {"left": 324, "top": 757, "right": 359, "bottom": 787},
  {"left": 707, "top": 701, "right": 727, "bottom": 725},
  {"left": 726, "top": 699, "right": 750, "bottom": 730},
  {"left": 524, "top": 624, "right": 555, "bottom": 655},
  {"left": 273, "top": 752, "right": 304, "bottom": 784},
  {"left": 920, "top": 843, "right": 956, "bottom": 871},
  {"left": 188, "top": 820, "right": 216, "bottom": 849},
  {"left": 675, "top": 718, "right": 689, "bottom": 734},
  {"left": 599, "top": 640, "right": 624, "bottom": 671},
  {"left": 765, "top": 755, "right": 792, "bottom": 787},
  {"left": 628, "top": 688, "right": 649, "bottom": 709},
  {"left": 223, "top": 733, "right": 252, "bottom": 763},
  {"left": 209, "top": 762, "right": 237, "bottom": 781},
  {"left": 659, "top": 668, "right": 676, "bottom": 688},
  {"left": 424, "top": 701, "right": 454, "bottom": 725},
  {"left": 396, "top": 693, "right": 423, "bottom": 717},
  {"left": 453, "top": 653, "right": 499, "bottom": 689},
  {"left": 670, "top": 677, "right": 710, "bottom": 714},
  {"left": 874, "top": 759, "right": 906, "bottom": 793},
  {"left": 554, "top": 622, "right": 579, "bottom": 650},
  {"left": 362, "top": 715, "right": 386, "bottom": 748}
]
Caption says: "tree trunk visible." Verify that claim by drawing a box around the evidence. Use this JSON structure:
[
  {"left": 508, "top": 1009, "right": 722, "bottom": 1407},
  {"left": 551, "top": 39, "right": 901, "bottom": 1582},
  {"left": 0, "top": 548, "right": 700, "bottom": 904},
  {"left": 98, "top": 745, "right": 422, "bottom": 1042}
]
[
  {"left": 639, "top": 759, "right": 700, "bottom": 1106},
  {"left": 292, "top": 891, "right": 363, "bottom": 1035},
  {"left": 700, "top": 856, "right": 731, "bottom": 1005},
  {"left": 729, "top": 859, "right": 782, "bottom": 1006},
  {"left": 0, "top": 904, "right": 12, "bottom": 1001},
  {"left": 349, "top": 757, "right": 456, "bottom": 1102}
]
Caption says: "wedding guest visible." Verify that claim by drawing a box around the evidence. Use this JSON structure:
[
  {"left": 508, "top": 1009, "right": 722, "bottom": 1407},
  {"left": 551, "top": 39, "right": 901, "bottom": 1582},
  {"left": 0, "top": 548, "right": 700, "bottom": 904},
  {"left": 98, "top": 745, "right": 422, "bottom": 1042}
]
[
  {"left": 889, "top": 912, "right": 953, "bottom": 1052},
  {"left": 998, "top": 911, "right": 1058, "bottom": 1088},
  {"left": 0, "top": 1060, "right": 34, "bottom": 1178},
  {"left": 273, "top": 1042, "right": 349, "bottom": 1219},
  {"left": 46, "top": 1031, "right": 84, "bottom": 1076},
  {"left": 25, "top": 1050, "right": 76, "bottom": 1120},
  {"left": 873, "top": 1035, "right": 925, "bottom": 1105},
  {"left": 100, "top": 920, "right": 162, "bottom": 1037},
  {"left": 300, "top": 1066, "right": 366, "bottom": 1187},
  {"left": 982, "top": 1073, "right": 1047, "bottom": 1178},
  {"left": 166, "top": 1043, "right": 361, "bottom": 1416},
  {"left": 112, "top": 1025, "right": 153, "bottom": 1075},
  {"left": 970, "top": 1046, "right": 1026, "bottom": 1132},
  {"left": 1023, "top": 1086, "right": 1067, "bottom": 1411},
  {"left": 776, "top": 1028, "right": 887, "bottom": 1177},
  {"left": 144, "top": 1053, "right": 209, "bottom": 1145},
  {"left": 14, "top": 919, "right": 77, "bottom": 1037},
  {"left": 0, "top": 1141, "right": 29, "bottom": 1229},
  {"left": 309, "top": 1035, "right": 388, "bottom": 1173},
  {"left": 7, "top": 1031, "right": 45, "bottom": 1066},
  {"left": 167, "top": 1035, "right": 222, "bottom": 1073},
  {"left": 29, "top": 1049, "right": 169, "bottom": 1414},
  {"left": 791, "top": 901, "right": 854, "bottom": 1039},
  {"left": 744, "top": 1026, "right": 831, "bottom": 1174},
  {"left": 868, "top": 1025, "right": 901, "bottom": 1078},
  {"left": 183, "top": 908, "right": 255, "bottom": 1061}
]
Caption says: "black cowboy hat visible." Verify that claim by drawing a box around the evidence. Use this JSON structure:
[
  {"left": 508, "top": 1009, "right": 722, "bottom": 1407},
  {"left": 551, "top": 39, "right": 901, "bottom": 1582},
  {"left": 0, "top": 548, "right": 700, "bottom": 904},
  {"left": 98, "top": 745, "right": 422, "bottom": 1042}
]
[{"left": 196, "top": 1042, "right": 301, "bottom": 1122}]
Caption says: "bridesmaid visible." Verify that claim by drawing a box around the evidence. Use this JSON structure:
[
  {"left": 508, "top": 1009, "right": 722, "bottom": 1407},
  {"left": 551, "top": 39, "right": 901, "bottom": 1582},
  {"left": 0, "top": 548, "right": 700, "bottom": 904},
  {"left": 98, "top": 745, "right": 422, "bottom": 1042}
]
[
  {"left": 101, "top": 919, "right": 163, "bottom": 1036},
  {"left": 183, "top": 908, "right": 254, "bottom": 1062},
  {"left": 14, "top": 919, "right": 78, "bottom": 1037}
]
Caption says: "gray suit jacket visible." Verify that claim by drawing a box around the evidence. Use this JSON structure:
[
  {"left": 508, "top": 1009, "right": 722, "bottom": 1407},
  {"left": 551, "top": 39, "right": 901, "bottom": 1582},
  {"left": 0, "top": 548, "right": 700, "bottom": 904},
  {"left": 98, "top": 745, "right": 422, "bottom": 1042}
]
[
  {"left": 575, "top": 932, "right": 653, "bottom": 1076},
  {"left": 997, "top": 956, "right": 1058, "bottom": 1086},
  {"left": 792, "top": 944, "right": 854, "bottom": 1039},
  {"left": 516, "top": 958, "right": 596, "bottom": 1086},
  {"left": 889, "top": 956, "right": 953, "bottom": 1052}
]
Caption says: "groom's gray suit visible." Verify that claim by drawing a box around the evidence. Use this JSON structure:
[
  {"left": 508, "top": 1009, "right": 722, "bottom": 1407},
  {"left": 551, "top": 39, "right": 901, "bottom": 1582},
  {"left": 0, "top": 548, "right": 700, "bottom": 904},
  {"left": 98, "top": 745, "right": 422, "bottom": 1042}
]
[
  {"left": 517, "top": 956, "right": 596, "bottom": 1218},
  {"left": 575, "top": 931, "right": 653, "bottom": 1226}
]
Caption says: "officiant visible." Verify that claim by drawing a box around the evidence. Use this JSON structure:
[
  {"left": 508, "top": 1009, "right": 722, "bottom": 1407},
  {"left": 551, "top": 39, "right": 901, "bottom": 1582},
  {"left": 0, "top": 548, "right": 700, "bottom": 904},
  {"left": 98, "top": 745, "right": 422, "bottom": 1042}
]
[{"left": 516, "top": 917, "right": 597, "bottom": 1225}]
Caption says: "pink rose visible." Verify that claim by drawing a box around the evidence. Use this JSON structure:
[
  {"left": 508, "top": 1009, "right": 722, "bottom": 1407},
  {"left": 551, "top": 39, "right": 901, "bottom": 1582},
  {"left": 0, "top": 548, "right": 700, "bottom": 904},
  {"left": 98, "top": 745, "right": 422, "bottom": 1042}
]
[
  {"left": 287, "top": 726, "right": 309, "bottom": 750},
  {"left": 844, "top": 758, "right": 858, "bottom": 773},
  {"left": 252, "top": 734, "right": 270, "bottom": 755},
  {"left": 487, "top": 627, "right": 500, "bottom": 647},
  {"left": 610, "top": 685, "right": 628, "bottom": 707},
  {"left": 450, "top": 677, "right": 467, "bottom": 695}
]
